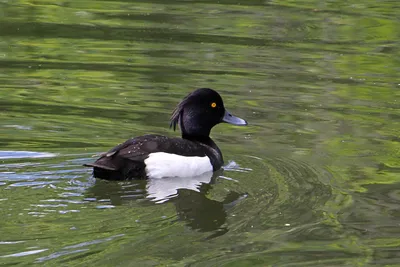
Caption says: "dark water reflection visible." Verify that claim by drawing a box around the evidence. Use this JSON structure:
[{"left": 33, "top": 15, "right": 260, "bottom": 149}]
[
  {"left": 1, "top": 0, "right": 400, "bottom": 266},
  {"left": 87, "top": 170, "right": 247, "bottom": 234}
]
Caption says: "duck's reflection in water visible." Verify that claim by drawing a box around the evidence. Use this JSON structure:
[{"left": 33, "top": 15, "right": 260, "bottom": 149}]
[
  {"left": 86, "top": 171, "right": 246, "bottom": 235},
  {"left": 146, "top": 171, "right": 214, "bottom": 203}
]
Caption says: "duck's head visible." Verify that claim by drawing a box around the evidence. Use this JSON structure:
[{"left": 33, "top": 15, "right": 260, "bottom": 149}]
[{"left": 170, "top": 88, "right": 247, "bottom": 138}]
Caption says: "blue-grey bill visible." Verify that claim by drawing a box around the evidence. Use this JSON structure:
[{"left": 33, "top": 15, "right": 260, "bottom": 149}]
[{"left": 222, "top": 110, "right": 248, "bottom": 126}]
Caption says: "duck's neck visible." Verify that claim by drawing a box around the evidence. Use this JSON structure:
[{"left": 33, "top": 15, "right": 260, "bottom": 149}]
[
  {"left": 182, "top": 133, "right": 214, "bottom": 146},
  {"left": 182, "top": 134, "right": 223, "bottom": 169},
  {"left": 182, "top": 134, "right": 212, "bottom": 144}
]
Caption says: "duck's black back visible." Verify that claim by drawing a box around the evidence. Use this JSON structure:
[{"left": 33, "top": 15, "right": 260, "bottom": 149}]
[{"left": 84, "top": 134, "right": 221, "bottom": 180}]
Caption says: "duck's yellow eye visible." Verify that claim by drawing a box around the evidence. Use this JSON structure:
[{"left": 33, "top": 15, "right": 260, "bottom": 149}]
[{"left": 211, "top": 102, "right": 217, "bottom": 108}]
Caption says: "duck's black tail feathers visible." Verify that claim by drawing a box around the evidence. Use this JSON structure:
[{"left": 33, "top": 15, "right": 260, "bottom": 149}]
[{"left": 83, "top": 159, "right": 146, "bottom": 180}]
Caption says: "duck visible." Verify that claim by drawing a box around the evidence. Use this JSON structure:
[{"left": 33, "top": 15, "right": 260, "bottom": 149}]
[{"left": 83, "top": 88, "right": 247, "bottom": 180}]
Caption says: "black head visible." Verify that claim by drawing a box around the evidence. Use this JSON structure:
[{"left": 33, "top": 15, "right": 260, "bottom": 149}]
[{"left": 170, "top": 88, "right": 247, "bottom": 138}]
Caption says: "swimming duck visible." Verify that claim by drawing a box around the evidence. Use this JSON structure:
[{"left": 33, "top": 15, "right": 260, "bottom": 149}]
[{"left": 84, "top": 88, "right": 247, "bottom": 180}]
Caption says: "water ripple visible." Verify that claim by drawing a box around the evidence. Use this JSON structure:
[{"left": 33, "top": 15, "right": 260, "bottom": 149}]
[
  {"left": 1, "top": 249, "right": 48, "bottom": 258},
  {"left": 36, "top": 234, "right": 124, "bottom": 263},
  {"left": 0, "top": 151, "right": 57, "bottom": 159}
]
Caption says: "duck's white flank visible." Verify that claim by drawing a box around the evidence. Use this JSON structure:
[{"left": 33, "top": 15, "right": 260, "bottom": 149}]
[{"left": 144, "top": 152, "right": 213, "bottom": 179}]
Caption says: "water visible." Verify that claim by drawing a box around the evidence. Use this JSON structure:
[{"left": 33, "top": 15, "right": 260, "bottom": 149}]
[{"left": 1, "top": 0, "right": 399, "bottom": 266}]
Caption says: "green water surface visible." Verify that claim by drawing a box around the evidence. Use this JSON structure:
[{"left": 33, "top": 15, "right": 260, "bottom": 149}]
[{"left": 0, "top": 0, "right": 399, "bottom": 266}]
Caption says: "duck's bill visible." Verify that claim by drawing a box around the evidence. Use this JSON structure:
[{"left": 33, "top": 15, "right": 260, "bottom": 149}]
[{"left": 222, "top": 110, "right": 248, "bottom": 126}]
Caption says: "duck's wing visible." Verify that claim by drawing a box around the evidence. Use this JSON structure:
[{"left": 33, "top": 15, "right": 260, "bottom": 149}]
[{"left": 84, "top": 135, "right": 206, "bottom": 171}]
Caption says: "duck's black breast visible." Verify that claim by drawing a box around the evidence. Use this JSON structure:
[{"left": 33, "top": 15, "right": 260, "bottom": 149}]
[{"left": 84, "top": 134, "right": 222, "bottom": 180}]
